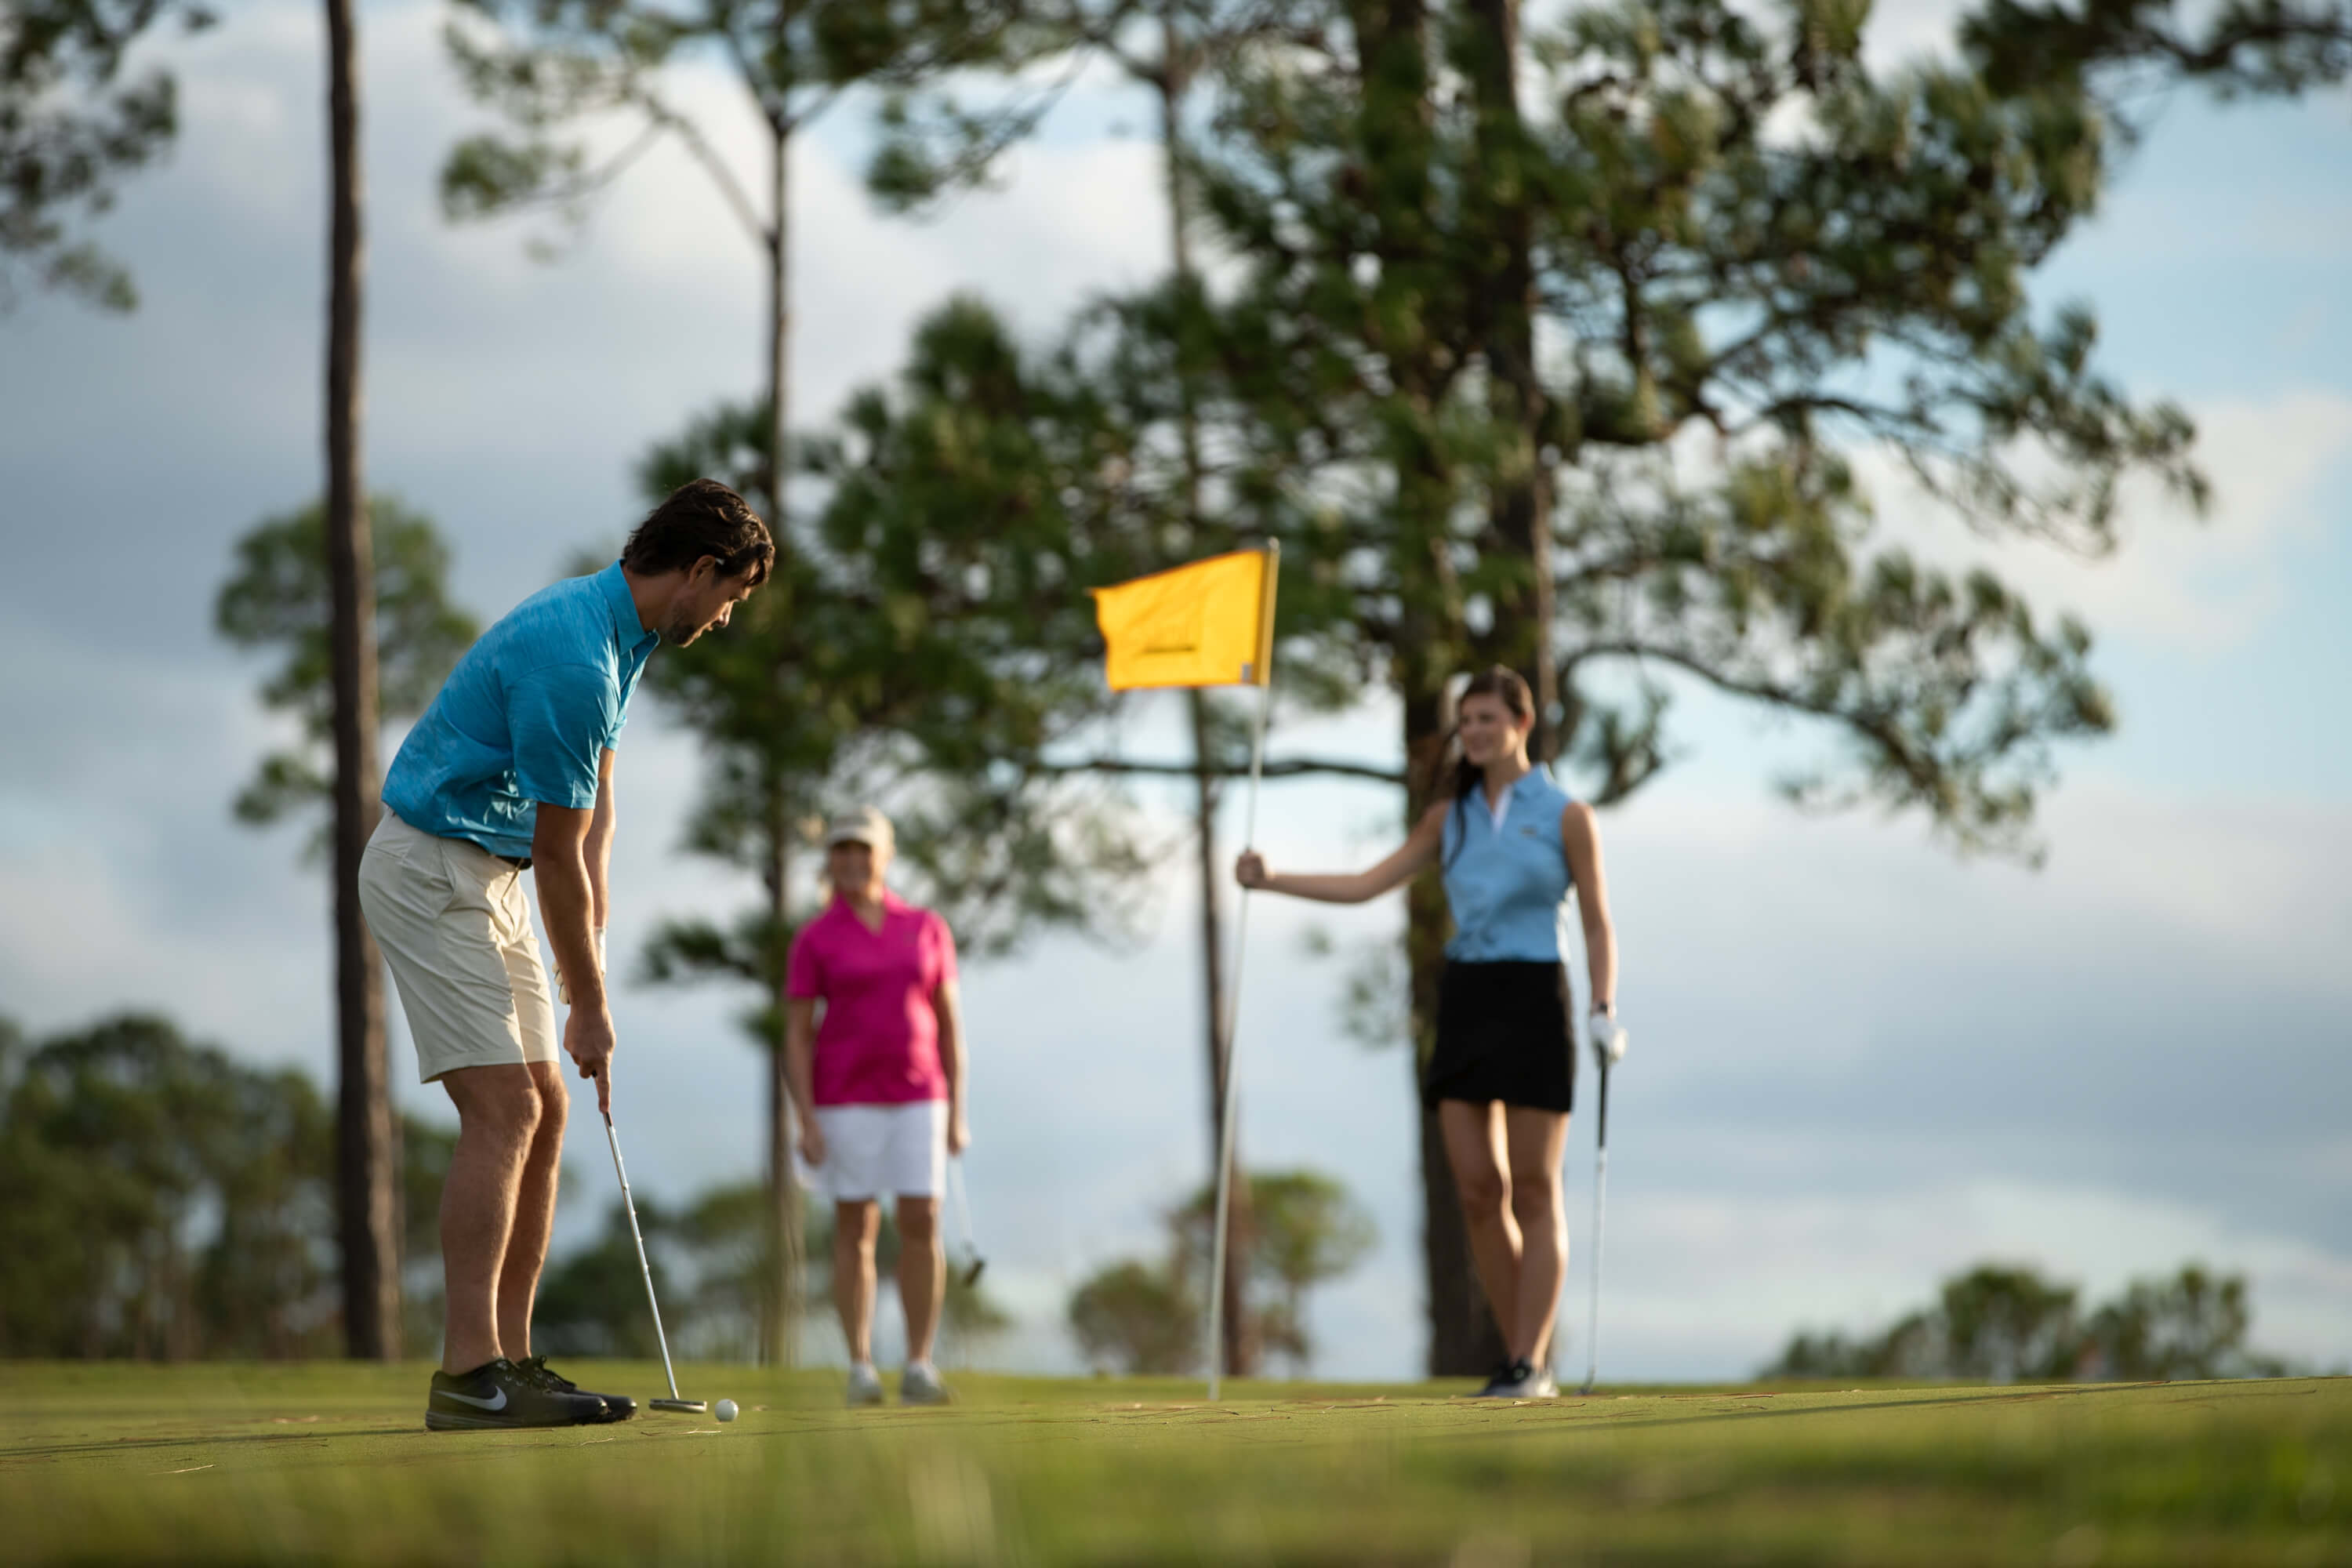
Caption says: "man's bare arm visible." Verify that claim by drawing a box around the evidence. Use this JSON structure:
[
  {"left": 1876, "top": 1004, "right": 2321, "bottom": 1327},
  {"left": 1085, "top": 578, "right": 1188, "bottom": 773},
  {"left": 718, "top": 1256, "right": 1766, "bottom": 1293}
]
[
  {"left": 535, "top": 801, "right": 614, "bottom": 1112},
  {"left": 586, "top": 748, "right": 616, "bottom": 935}
]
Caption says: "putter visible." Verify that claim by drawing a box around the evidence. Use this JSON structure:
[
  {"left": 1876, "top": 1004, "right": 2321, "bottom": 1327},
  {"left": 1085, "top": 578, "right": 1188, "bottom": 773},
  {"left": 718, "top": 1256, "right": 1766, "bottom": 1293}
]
[
  {"left": 1580, "top": 1060, "right": 1612, "bottom": 1396},
  {"left": 949, "top": 1156, "right": 986, "bottom": 1289},
  {"left": 602, "top": 1109, "right": 706, "bottom": 1414}
]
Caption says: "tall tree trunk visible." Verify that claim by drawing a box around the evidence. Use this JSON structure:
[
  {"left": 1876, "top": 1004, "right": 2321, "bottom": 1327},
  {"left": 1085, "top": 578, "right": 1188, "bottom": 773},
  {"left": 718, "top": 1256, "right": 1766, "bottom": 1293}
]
[
  {"left": 1349, "top": 0, "right": 1507, "bottom": 1377},
  {"left": 753, "top": 117, "right": 804, "bottom": 1371},
  {"left": 1408, "top": 0, "right": 1554, "bottom": 1380},
  {"left": 324, "top": 0, "right": 399, "bottom": 1362},
  {"left": 766, "top": 119, "right": 790, "bottom": 535},
  {"left": 1163, "top": 14, "right": 1256, "bottom": 1381},
  {"left": 1403, "top": 681, "right": 1508, "bottom": 1376},
  {"left": 1465, "top": 0, "right": 1555, "bottom": 753},
  {"left": 762, "top": 784, "right": 803, "bottom": 1367}
]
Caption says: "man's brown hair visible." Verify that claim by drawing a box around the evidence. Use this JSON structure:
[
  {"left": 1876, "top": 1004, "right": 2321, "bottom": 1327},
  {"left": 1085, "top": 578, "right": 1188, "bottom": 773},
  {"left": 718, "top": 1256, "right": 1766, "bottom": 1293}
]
[{"left": 622, "top": 478, "right": 774, "bottom": 586}]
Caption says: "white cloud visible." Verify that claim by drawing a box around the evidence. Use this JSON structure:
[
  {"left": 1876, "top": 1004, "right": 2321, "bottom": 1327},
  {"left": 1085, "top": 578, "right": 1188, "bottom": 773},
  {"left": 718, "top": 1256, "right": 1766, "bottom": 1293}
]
[
  {"left": 357, "top": 0, "right": 1168, "bottom": 465},
  {"left": 1860, "top": 0, "right": 1975, "bottom": 67},
  {"left": 1714, "top": 0, "right": 1971, "bottom": 70},
  {"left": 1849, "top": 388, "right": 2352, "bottom": 651}
]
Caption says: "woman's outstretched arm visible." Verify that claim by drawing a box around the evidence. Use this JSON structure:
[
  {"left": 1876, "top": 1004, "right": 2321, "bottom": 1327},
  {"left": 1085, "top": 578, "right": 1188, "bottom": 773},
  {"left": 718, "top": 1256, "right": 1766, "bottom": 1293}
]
[{"left": 1236, "top": 799, "right": 1451, "bottom": 905}]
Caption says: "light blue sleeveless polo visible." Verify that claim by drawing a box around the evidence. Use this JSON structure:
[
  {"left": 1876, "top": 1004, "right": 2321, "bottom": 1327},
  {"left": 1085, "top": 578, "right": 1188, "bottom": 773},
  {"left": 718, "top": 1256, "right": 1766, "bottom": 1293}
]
[{"left": 1439, "top": 767, "right": 1575, "bottom": 963}]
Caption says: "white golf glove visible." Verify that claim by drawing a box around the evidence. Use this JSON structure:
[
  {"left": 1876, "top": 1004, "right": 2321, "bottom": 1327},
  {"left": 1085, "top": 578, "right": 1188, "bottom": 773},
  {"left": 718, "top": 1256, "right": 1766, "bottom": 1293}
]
[
  {"left": 555, "top": 929, "right": 607, "bottom": 1007},
  {"left": 1588, "top": 1008, "right": 1628, "bottom": 1071}
]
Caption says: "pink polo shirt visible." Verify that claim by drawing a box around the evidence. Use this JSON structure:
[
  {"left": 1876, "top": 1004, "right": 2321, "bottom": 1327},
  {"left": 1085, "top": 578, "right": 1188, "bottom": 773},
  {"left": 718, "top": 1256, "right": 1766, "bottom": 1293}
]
[{"left": 786, "top": 891, "right": 958, "bottom": 1106}]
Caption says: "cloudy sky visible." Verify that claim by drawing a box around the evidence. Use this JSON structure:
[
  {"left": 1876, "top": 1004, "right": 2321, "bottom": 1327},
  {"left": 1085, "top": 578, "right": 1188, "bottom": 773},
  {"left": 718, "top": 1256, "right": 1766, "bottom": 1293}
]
[{"left": 2, "top": 0, "right": 2347, "bottom": 1381}]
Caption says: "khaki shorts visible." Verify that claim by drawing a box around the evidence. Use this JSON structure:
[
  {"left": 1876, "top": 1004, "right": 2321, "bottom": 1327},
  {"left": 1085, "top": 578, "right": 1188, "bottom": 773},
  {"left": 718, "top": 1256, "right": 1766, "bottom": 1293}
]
[{"left": 358, "top": 810, "right": 560, "bottom": 1084}]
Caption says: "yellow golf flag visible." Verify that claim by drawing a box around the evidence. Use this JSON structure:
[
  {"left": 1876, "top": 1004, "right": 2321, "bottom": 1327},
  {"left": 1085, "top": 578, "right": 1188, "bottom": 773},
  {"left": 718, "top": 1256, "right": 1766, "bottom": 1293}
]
[{"left": 1090, "top": 548, "right": 1277, "bottom": 691}]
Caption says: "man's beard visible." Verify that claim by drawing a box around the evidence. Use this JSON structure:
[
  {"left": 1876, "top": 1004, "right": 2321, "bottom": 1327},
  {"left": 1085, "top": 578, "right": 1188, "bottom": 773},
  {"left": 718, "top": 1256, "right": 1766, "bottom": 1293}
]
[{"left": 659, "top": 609, "right": 704, "bottom": 644}]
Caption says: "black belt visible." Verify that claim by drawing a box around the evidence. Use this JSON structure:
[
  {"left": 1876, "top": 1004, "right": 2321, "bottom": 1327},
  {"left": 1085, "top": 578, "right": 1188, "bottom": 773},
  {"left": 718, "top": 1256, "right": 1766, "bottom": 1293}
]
[{"left": 495, "top": 852, "right": 532, "bottom": 871}]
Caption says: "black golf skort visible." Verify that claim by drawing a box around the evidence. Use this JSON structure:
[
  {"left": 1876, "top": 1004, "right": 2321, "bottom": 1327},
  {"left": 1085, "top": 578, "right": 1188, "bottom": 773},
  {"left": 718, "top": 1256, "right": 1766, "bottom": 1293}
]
[{"left": 1424, "top": 959, "right": 1576, "bottom": 1113}]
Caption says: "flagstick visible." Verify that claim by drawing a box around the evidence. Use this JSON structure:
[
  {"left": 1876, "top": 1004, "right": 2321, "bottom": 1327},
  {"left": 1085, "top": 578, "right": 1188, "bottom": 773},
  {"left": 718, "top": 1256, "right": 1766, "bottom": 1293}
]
[
  {"left": 1206, "top": 542, "right": 1278, "bottom": 1403},
  {"left": 1205, "top": 676, "right": 1271, "bottom": 1403}
]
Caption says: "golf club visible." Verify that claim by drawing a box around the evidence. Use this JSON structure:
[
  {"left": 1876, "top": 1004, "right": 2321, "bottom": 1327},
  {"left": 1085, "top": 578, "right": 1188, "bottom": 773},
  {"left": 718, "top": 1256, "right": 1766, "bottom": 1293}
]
[
  {"left": 949, "top": 1155, "right": 986, "bottom": 1289},
  {"left": 1580, "top": 1060, "right": 1612, "bottom": 1396},
  {"left": 601, "top": 1108, "right": 706, "bottom": 1414}
]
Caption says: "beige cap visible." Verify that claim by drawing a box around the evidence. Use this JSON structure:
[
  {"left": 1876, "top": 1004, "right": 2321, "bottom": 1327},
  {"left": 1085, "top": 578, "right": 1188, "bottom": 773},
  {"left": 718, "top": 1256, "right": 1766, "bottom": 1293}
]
[{"left": 822, "top": 805, "right": 895, "bottom": 854}]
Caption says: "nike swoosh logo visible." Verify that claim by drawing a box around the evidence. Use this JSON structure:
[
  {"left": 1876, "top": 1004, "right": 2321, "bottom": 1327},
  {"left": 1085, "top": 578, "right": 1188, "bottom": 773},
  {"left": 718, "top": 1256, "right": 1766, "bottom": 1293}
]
[{"left": 440, "top": 1387, "right": 507, "bottom": 1411}]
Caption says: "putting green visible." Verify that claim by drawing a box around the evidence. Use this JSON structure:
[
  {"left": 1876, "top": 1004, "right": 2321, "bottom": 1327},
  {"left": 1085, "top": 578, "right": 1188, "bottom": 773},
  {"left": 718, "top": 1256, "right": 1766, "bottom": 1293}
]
[{"left": 2, "top": 1363, "right": 2344, "bottom": 1563}]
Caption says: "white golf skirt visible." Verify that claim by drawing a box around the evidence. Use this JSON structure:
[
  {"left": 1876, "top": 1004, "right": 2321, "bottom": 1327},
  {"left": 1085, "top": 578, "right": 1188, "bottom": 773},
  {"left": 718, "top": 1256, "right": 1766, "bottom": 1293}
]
[{"left": 809, "top": 1101, "right": 948, "bottom": 1202}]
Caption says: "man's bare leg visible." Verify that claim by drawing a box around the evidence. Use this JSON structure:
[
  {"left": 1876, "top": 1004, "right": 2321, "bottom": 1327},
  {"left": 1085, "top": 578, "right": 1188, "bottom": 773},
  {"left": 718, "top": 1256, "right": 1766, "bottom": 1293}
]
[
  {"left": 493, "top": 1061, "right": 570, "bottom": 1363},
  {"left": 896, "top": 1196, "right": 944, "bottom": 1366},
  {"left": 437, "top": 1063, "right": 546, "bottom": 1374}
]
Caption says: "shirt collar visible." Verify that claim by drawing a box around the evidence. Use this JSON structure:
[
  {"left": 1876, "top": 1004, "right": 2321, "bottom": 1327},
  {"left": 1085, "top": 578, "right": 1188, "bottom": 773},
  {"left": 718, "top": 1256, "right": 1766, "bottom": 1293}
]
[
  {"left": 828, "top": 888, "right": 908, "bottom": 920},
  {"left": 1482, "top": 766, "right": 1553, "bottom": 829},
  {"left": 597, "top": 561, "right": 655, "bottom": 652},
  {"left": 1495, "top": 767, "right": 1548, "bottom": 801}
]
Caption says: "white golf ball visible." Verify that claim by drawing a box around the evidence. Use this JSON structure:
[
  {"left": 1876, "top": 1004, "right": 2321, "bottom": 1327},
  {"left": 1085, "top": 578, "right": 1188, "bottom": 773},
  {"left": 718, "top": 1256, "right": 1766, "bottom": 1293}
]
[{"left": 713, "top": 1399, "right": 739, "bottom": 1422}]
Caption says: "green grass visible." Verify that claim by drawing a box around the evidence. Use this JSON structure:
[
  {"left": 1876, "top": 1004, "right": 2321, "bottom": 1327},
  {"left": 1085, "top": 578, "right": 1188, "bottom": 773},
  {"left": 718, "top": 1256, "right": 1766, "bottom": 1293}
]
[{"left": 2, "top": 1362, "right": 2345, "bottom": 1564}]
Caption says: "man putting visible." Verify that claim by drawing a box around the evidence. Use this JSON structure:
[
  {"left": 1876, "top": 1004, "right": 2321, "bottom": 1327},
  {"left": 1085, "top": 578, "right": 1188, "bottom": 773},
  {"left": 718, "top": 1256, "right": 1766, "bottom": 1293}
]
[{"left": 358, "top": 479, "right": 771, "bottom": 1431}]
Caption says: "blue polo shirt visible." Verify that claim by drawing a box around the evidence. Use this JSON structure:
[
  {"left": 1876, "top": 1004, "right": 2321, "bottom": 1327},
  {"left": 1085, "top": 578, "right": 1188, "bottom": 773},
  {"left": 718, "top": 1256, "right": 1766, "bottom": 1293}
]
[
  {"left": 383, "top": 562, "right": 658, "bottom": 860},
  {"left": 1439, "top": 767, "right": 1575, "bottom": 962}
]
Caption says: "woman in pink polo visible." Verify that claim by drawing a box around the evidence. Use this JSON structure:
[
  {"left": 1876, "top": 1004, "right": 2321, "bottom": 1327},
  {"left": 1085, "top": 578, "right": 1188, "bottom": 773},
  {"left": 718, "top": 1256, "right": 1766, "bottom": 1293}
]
[{"left": 785, "top": 805, "right": 969, "bottom": 1406}]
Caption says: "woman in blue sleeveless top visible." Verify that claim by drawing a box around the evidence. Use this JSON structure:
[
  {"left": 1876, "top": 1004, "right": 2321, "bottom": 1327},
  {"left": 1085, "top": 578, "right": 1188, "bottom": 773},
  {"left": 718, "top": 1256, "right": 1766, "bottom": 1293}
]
[{"left": 1236, "top": 666, "right": 1625, "bottom": 1398}]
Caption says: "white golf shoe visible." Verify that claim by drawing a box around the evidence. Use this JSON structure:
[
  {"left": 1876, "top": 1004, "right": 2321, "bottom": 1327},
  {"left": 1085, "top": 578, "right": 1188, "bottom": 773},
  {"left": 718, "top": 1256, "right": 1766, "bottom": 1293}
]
[
  {"left": 1479, "top": 1359, "right": 1558, "bottom": 1399},
  {"left": 1505, "top": 1366, "right": 1559, "bottom": 1399},
  {"left": 900, "top": 1363, "right": 952, "bottom": 1405},
  {"left": 845, "top": 1363, "right": 884, "bottom": 1406}
]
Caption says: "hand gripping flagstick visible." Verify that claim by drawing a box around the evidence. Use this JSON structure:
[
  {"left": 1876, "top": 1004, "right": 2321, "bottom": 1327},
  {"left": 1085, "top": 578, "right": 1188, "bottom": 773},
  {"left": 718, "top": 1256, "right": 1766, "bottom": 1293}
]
[{"left": 1087, "top": 542, "right": 1280, "bottom": 1403}]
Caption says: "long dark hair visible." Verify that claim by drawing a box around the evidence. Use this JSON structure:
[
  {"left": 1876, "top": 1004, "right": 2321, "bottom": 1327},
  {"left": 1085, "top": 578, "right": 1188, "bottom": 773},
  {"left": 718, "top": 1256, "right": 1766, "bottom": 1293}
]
[{"left": 1435, "top": 666, "right": 1537, "bottom": 867}]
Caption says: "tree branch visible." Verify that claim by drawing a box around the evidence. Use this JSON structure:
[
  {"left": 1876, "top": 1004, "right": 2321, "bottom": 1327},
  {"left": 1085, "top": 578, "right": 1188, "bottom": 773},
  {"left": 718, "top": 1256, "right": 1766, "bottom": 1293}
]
[
  {"left": 637, "top": 89, "right": 771, "bottom": 246},
  {"left": 1572, "top": 639, "right": 1938, "bottom": 795},
  {"left": 1043, "top": 754, "right": 1404, "bottom": 785}
]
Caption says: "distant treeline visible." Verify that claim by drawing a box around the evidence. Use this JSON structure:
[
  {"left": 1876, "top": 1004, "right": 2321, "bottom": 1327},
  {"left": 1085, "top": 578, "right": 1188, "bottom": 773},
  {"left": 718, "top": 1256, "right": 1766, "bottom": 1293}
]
[
  {"left": 1068, "top": 1172, "right": 1379, "bottom": 1377},
  {"left": 0, "top": 1012, "right": 1001, "bottom": 1360},
  {"left": 0, "top": 1013, "right": 444, "bottom": 1359},
  {"left": 1762, "top": 1263, "right": 2296, "bottom": 1384}
]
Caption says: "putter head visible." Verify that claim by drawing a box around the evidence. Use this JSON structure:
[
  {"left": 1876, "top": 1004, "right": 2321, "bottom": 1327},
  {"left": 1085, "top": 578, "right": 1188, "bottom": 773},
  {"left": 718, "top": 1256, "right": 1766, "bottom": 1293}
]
[
  {"left": 963, "top": 1258, "right": 987, "bottom": 1290},
  {"left": 651, "top": 1398, "right": 707, "bottom": 1414}
]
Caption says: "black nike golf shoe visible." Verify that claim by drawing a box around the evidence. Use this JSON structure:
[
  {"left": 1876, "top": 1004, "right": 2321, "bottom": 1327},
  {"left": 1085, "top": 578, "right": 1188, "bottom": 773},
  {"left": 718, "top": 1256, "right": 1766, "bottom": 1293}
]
[
  {"left": 424, "top": 1357, "right": 609, "bottom": 1431},
  {"left": 518, "top": 1355, "right": 637, "bottom": 1421}
]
